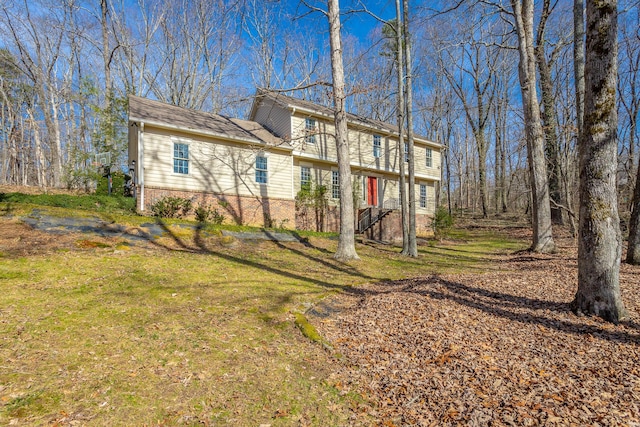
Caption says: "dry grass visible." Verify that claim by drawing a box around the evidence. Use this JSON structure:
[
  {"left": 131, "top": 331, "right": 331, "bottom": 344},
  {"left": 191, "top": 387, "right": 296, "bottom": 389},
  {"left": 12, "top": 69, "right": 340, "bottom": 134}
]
[{"left": 0, "top": 204, "right": 526, "bottom": 426}]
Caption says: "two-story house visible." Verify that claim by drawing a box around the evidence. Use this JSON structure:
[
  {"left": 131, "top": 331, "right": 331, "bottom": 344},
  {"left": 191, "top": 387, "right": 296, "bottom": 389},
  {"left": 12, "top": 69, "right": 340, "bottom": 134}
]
[{"left": 127, "top": 90, "right": 442, "bottom": 240}]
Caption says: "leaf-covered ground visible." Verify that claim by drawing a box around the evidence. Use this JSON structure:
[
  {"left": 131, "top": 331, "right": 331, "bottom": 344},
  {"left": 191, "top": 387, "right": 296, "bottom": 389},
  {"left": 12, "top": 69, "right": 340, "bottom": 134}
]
[{"left": 311, "top": 237, "right": 640, "bottom": 426}]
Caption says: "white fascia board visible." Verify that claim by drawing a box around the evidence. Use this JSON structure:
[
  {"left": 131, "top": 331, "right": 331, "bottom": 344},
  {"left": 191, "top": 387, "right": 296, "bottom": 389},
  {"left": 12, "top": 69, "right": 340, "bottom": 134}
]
[
  {"left": 128, "top": 117, "right": 293, "bottom": 153},
  {"left": 285, "top": 106, "right": 442, "bottom": 149}
]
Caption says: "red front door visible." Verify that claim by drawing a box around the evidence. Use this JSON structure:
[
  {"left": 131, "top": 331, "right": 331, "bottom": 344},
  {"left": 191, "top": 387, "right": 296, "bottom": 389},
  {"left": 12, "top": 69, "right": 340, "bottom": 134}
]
[{"left": 367, "top": 177, "right": 377, "bottom": 207}]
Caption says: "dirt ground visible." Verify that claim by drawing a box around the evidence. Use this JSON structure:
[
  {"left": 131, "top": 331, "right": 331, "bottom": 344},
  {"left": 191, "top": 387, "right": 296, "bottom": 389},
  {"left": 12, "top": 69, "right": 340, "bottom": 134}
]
[{"left": 311, "top": 234, "right": 640, "bottom": 426}]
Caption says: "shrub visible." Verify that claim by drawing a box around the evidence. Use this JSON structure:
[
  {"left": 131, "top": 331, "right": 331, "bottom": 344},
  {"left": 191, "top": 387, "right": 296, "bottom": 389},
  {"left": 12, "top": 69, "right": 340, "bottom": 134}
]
[
  {"left": 96, "top": 170, "right": 127, "bottom": 196},
  {"left": 150, "top": 196, "right": 193, "bottom": 218},
  {"left": 194, "top": 203, "right": 225, "bottom": 225},
  {"left": 433, "top": 205, "right": 454, "bottom": 238}
]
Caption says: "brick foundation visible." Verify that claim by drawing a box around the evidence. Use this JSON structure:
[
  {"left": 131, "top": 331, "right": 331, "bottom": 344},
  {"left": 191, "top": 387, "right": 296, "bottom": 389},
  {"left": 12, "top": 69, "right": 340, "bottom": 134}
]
[
  {"left": 361, "top": 210, "right": 433, "bottom": 242},
  {"left": 136, "top": 186, "right": 432, "bottom": 237},
  {"left": 139, "top": 186, "right": 296, "bottom": 228},
  {"left": 295, "top": 205, "right": 340, "bottom": 233}
]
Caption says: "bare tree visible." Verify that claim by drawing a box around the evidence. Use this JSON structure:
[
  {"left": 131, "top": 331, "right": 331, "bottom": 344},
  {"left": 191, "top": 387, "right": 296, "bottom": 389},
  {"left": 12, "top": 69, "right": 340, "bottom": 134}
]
[
  {"left": 441, "top": 33, "right": 499, "bottom": 219},
  {"left": 622, "top": 8, "right": 640, "bottom": 263},
  {"left": 574, "top": 0, "right": 586, "bottom": 137},
  {"left": 1, "top": 0, "right": 72, "bottom": 187},
  {"left": 328, "top": 0, "right": 359, "bottom": 261},
  {"left": 535, "top": 0, "right": 570, "bottom": 225},
  {"left": 572, "top": 0, "right": 627, "bottom": 322},
  {"left": 402, "top": 0, "right": 418, "bottom": 256},
  {"left": 510, "top": 0, "right": 556, "bottom": 253}
]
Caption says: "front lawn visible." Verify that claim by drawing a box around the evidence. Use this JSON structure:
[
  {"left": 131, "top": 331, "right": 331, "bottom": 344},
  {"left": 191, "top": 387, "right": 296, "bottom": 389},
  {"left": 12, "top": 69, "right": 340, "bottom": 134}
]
[{"left": 0, "top": 201, "right": 525, "bottom": 425}]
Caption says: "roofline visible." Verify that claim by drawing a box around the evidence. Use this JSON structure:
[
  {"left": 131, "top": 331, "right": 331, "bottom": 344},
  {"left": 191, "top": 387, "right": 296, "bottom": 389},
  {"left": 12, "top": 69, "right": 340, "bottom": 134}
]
[
  {"left": 252, "top": 90, "right": 442, "bottom": 149},
  {"left": 129, "top": 117, "right": 293, "bottom": 153}
]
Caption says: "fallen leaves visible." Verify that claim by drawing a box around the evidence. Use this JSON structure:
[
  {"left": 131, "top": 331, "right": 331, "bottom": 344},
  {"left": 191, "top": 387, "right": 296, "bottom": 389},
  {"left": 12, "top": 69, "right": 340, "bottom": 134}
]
[{"left": 312, "top": 237, "right": 640, "bottom": 425}]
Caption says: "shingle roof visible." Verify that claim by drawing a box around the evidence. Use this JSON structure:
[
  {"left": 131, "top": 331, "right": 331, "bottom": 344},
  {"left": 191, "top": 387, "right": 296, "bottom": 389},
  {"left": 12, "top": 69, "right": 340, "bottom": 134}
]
[
  {"left": 253, "top": 89, "right": 439, "bottom": 146},
  {"left": 128, "top": 95, "right": 286, "bottom": 148}
]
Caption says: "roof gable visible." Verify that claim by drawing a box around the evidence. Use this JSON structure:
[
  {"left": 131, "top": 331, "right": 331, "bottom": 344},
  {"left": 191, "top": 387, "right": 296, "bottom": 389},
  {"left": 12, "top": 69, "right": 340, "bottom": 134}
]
[
  {"left": 251, "top": 89, "right": 440, "bottom": 147},
  {"left": 129, "top": 95, "right": 287, "bottom": 148}
]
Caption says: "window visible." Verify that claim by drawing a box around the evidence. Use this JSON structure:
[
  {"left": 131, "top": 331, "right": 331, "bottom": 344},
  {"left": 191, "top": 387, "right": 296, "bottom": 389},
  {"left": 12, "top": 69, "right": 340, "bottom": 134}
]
[
  {"left": 255, "top": 155, "right": 267, "bottom": 184},
  {"left": 420, "top": 184, "right": 427, "bottom": 208},
  {"left": 426, "top": 148, "right": 433, "bottom": 168},
  {"left": 373, "top": 135, "right": 381, "bottom": 158},
  {"left": 301, "top": 166, "right": 311, "bottom": 189},
  {"left": 173, "top": 142, "right": 189, "bottom": 174},
  {"left": 404, "top": 142, "right": 409, "bottom": 162},
  {"left": 305, "top": 118, "right": 316, "bottom": 144},
  {"left": 332, "top": 170, "right": 340, "bottom": 199}
]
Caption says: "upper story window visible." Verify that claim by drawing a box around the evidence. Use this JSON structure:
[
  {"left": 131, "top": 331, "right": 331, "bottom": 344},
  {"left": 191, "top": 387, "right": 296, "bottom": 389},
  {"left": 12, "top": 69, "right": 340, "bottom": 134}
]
[
  {"left": 305, "top": 118, "right": 316, "bottom": 144},
  {"left": 404, "top": 142, "right": 409, "bottom": 162},
  {"left": 301, "top": 166, "right": 311, "bottom": 189},
  {"left": 420, "top": 184, "right": 427, "bottom": 208},
  {"left": 173, "top": 142, "right": 189, "bottom": 174},
  {"left": 332, "top": 170, "right": 340, "bottom": 199},
  {"left": 426, "top": 147, "right": 433, "bottom": 168},
  {"left": 373, "top": 135, "right": 381, "bottom": 158},
  {"left": 255, "top": 155, "right": 268, "bottom": 184}
]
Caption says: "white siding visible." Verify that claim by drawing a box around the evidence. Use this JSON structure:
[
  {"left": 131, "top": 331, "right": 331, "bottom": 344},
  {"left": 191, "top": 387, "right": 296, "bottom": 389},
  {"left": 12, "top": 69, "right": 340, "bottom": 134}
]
[
  {"left": 253, "top": 99, "right": 291, "bottom": 139},
  {"left": 142, "top": 126, "right": 293, "bottom": 200},
  {"left": 291, "top": 115, "right": 337, "bottom": 161},
  {"left": 288, "top": 112, "right": 441, "bottom": 183}
]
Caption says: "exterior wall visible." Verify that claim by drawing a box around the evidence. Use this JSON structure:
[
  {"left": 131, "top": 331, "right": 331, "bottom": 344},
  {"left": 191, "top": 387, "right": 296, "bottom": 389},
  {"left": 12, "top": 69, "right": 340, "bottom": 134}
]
[
  {"left": 132, "top": 95, "right": 440, "bottom": 238},
  {"left": 352, "top": 172, "right": 405, "bottom": 210},
  {"left": 295, "top": 204, "right": 340, "bottom": 233},
  {"left": 140, "top": 126, "right": 293, "bottom": 202},
  {"left": 289, "top": 112, "right": 442, "bottom": 183},
  {"left": 141, "top": 186, "right": 296, "bottom": 228},
  {"left": 128, "top": 123, "right": 139, "bottom": 171},
  {"left": 291, "top": 114, "right": 337, "bottom": 161},
  {"left": 361, "top": 210, "right": 433, "bottom": 242},
  {"left": 252, "top": 99, "right": 292, "bottom": 140}
]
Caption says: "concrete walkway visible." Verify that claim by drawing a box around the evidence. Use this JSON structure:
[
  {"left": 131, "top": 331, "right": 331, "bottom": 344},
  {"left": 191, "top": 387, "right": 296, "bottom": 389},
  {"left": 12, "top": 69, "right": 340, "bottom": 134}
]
[{"left": 19, "top": 209, "right": 305, "bottom": 244}]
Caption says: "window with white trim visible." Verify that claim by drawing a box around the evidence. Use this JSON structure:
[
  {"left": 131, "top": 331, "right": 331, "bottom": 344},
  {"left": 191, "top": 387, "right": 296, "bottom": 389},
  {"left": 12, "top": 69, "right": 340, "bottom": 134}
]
[
  {"left": 404, "top": 142, "right": 409, "bottom": 162},
  {"left": 173, "top": 142, "right": 189, "bottom": 174},
  {"left": 426, "top": 147, "right": 433, "bottom": 168},
  {"left": 301, "top": 166, "right": 311, "bottom": 189},
  {"left": 420, "top": 184, "right": 427, "bottom": 208},
  {"left": 255, "top": 155, "right": 268, "bottom": 184},
  {"left": 332, "top": 170, "right": 340, "bottom": 199},
  {"left": 305, "top": 118, "right": 316, "bottom": 144},
  {"left": 373, "top": 135, "right": 381, "bottom": 158}
]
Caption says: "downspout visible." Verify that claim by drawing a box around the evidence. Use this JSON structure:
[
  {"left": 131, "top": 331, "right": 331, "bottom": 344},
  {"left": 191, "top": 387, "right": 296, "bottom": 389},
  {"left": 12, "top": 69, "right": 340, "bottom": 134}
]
[{"left": 138, "top": 122, "right": 145, "bottom": 211}]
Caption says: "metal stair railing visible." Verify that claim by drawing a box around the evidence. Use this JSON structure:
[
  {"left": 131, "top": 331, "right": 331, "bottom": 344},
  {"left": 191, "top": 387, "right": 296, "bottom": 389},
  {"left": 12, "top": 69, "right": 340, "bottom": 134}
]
[
  {"left": 357, "top": 207, "right": 393, "bottom": 233},
  {"left": 357, "top": 208, "right": 372, "bottom": 233}
]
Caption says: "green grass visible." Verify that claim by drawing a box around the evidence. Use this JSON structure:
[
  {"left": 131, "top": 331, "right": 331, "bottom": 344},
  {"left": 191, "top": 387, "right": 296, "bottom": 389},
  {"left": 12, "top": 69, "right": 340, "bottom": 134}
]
[
  {"left": 0, "top": 192, "right": 136, "bottom": 215},
  {"left": 0, "top": 194, "right": 528, "bottom": 425}
]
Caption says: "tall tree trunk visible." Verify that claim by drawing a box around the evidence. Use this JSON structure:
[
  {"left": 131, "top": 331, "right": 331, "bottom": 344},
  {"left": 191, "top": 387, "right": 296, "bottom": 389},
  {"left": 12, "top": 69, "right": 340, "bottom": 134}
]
[
  {"left": 101, "top": 0, "right": 111, "bottom": 105},
  {"left": 511, "top": 0, "right": 556, "bottom": 253},
  {"left": 394, "top": 0, "right": 410, "bottom": 255},
  {"left": 476, "top": 132, "right": 488, "bottom": 217},
  {"left": 328, "top": 0, "right": 359, "bottom": 261},
  {"left": 574, "top": 0, "right": 586, "bottom": 137},
  {"left": 101, "top": 0, "right": 114, "bottom": 153},
  {"left": 573, "top": 0, "right": 627, "bottom": 322},
  {"left": 623, "top": 27, "right": 640, "bottom": 263},
  {"left": 402, "top": 0, "right": 417, "bottom": 257},
  {"left": 535, "top": 0, "right": 564, "bottom": 225},
  {"left": 627, "top": 161, "right": 640, "bottom": 263}
]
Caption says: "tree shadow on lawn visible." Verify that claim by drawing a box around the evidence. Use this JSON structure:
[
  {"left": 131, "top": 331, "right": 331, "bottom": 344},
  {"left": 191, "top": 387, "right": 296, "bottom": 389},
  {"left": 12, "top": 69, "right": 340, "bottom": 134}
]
[
  {"left": 129, "top": 218, "right": 375, "bottom": 296},
  {"left": 67, "top": 215, "right": 640, "bottom": 343},
  {"left": 360, "top": 274, "right": 640, "bottom": 345}
]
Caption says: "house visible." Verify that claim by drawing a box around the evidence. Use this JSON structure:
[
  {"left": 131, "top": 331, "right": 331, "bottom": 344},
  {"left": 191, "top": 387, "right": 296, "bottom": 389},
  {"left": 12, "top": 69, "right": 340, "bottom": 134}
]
[{"left": 128, "top": 90, "right": 442, "bottom": 240}]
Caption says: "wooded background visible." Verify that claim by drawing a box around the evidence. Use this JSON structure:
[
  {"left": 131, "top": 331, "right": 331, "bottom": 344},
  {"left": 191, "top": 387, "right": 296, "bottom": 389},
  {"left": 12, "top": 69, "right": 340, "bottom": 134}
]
[{"left": 0, "top": 0, "right": 638, "bottom": 228}]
